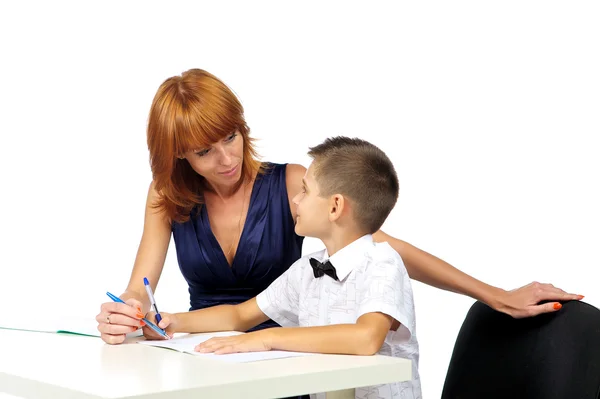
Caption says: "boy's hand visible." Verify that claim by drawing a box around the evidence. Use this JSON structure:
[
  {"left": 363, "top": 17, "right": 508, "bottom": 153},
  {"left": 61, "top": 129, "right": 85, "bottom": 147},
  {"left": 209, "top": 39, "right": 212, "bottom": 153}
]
[
  {"left": 195, "top": 331, "right": 272, "bottom": 354},
  {"left": 142, "top": 311, "right": 177, "bottom": 340}
]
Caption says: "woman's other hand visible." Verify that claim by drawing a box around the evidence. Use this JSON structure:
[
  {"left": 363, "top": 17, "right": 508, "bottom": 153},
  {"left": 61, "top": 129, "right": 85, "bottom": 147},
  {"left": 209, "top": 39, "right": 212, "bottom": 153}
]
[
  {"left": 494, "top": 282, "right": 583, "bottom": 318},
  {"left": 142, "top": 311, "right": 177, "bottom": 340}
]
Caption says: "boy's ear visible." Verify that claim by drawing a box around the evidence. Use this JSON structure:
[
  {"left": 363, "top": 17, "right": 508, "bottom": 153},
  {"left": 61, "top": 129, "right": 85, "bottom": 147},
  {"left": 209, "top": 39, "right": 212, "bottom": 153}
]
[{"left": 328, "top": 194, "right": 345, "bottom": 222}]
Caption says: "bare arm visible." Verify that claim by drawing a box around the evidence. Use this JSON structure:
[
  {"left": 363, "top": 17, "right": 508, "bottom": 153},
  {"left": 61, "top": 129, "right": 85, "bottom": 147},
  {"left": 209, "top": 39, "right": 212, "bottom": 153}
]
[
  {"left": 157, "top": 298, "right": 269, "bottom": 334},
  {"left": 265, "top": 312, "right": 391, "bottom": 355},
  {"left": 195, "top": 312, "right": 393, "bottom": 356},
  {"left": 373, "top": 231, "right": 494, "bottom": 298},
  {"left": 121, "top": 181, "right": 172, "bottom": 311},
  {"left": 97, "top": 181, "right": 172, "bottom": 344},
  {"left": 372, "top": 230, "right": 582, "bottom": 317}
]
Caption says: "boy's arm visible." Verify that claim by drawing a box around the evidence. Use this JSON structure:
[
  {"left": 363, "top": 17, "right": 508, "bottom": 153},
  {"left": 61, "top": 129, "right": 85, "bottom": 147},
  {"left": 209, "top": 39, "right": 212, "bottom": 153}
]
[
  {"left": 195, "top": 312, "right": 393, "bottom": 355},
  {"left": 266, "top": 312, "right": 393, "bottom": 355},
  {"left": 172, "top": 298, "right": 269, "bottom": 333},
  {"left": 171, "top": 257, "right": 305, "bottom": 334}
]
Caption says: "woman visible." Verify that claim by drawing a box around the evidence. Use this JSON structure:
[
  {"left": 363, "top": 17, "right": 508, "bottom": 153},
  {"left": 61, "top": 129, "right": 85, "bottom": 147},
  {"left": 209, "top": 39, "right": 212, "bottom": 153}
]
[{"left": 96, "top": 68, "right": 581, "bottom": 344}]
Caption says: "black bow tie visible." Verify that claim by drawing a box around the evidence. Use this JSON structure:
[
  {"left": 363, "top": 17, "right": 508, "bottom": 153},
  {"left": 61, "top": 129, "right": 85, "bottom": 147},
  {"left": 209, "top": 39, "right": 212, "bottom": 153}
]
[{"left": 309, "top": 258, "right": 339, "bottom": 281}]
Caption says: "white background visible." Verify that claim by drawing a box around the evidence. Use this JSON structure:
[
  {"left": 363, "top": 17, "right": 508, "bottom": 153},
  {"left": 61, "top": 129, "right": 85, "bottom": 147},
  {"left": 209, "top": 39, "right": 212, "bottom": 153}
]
[{"left": 1, "top": 1, "right": 598, "bottom": 397}]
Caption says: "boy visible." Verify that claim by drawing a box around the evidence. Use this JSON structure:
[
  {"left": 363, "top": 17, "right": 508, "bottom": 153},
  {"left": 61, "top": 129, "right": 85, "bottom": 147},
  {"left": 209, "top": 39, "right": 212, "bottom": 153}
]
[{"left": 146, "top": 136, "right": 421, "bottom": 398}]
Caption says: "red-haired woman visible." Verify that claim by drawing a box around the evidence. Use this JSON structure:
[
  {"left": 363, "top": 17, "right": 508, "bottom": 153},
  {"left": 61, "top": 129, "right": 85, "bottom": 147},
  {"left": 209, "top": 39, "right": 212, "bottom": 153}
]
[{"left": 96, "top": 69, "right": 581, "bottom": 345}]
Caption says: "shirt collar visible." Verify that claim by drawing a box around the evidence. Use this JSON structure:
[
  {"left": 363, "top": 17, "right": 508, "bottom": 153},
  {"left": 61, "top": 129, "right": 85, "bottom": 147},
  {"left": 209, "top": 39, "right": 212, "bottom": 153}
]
[{"left": 321, "top": 234, "right": 374, "bottom": 282}]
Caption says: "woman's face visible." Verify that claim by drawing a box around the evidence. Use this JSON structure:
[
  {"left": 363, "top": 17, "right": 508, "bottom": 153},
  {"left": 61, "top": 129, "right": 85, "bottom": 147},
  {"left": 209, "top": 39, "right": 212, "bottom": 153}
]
[{"left": 183, "top": 131, "right": 244, "bottom": 186}]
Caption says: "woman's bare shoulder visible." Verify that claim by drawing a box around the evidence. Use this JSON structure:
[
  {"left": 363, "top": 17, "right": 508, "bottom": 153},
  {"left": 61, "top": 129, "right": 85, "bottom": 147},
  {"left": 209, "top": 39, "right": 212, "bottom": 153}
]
[
  {"left": 146, "top": 180, "right": 171, "bottom": 225},
  {"left": 285, "top": 163, "right": 306, "bottom": 184},
  {"left": 285, "top": 163, "right": 306, "bottom": 220}
]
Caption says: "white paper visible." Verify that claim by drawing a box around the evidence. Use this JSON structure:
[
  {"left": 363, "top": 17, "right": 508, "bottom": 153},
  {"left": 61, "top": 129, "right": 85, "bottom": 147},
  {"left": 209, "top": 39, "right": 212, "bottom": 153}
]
[{"left": 138, "top": 331, "right": 313, "bottom": 363}]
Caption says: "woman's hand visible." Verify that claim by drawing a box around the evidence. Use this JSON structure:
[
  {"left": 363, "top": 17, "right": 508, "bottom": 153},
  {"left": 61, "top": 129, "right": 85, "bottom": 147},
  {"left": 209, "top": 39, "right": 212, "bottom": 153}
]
[
  {"left": 142, "top": 311, "right": 177, "bottom": 340},
  {"left": 493, "top": 282, "right": 583, "bottom": 318},
  {"left": 96, "top": 298, "right": 145, "bottom": 344}
]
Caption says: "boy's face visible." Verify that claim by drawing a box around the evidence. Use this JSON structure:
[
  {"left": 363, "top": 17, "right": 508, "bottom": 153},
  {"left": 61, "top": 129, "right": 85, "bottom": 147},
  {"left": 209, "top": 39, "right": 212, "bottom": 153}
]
[{"left": 292, "top": 162, "right": 331, "bottom": 238}]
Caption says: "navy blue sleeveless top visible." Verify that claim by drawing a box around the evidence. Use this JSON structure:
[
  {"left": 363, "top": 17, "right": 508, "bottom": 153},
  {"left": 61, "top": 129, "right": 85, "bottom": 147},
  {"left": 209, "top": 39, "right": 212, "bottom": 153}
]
[{"left": 171, "top": 163, "right": 304, "bottom": 331}]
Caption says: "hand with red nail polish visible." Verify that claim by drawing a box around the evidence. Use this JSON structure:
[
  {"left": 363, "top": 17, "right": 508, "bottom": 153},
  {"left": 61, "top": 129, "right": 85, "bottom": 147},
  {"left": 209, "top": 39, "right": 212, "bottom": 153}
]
[
  {"left": 492, "top": 282, "right": 583, "bottom": 319},
  {"left": 96, "top": 297, "right": 145, "bottom": 345}
]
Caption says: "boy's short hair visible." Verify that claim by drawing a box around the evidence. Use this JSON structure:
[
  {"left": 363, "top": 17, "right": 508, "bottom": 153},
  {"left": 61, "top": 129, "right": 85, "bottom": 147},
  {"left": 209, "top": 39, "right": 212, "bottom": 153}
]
[{"left": 308, "top": 136, "right": 399, "bottom": 233}]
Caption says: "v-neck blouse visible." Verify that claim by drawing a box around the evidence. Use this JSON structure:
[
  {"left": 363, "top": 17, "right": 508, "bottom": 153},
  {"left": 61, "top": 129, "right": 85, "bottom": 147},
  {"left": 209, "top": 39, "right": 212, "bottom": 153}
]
[{"left": 171, "top": 163, "right": 304, "bottom": 331}]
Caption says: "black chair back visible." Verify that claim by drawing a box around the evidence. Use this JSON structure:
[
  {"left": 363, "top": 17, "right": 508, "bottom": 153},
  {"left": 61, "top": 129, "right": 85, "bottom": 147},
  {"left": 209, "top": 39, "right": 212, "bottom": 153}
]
[{"left": 442, "top": 300, "right": 600, "bottom": 399}]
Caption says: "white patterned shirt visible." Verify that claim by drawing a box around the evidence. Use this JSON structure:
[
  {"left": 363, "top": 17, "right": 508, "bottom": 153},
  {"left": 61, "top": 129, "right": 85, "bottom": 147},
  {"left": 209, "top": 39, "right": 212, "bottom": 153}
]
[{"left": 256, "top": 235, "right": 421, "bottom": 399}]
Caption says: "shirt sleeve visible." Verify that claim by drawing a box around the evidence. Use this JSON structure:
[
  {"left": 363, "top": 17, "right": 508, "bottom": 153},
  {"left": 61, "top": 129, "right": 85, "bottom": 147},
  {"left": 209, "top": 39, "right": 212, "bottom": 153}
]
[
  {"left": 356, "top": 251, "right": 416, "bottom": 344},
  {"left": 256, "top": 258, "right": 304, "bottom": 327}
]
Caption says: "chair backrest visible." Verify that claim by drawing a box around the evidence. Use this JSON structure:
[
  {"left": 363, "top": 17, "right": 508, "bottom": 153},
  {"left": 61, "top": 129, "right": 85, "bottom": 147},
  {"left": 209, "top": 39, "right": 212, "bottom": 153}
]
[{"left": 441, "top": 300, "right": 600, "bottom": 399}]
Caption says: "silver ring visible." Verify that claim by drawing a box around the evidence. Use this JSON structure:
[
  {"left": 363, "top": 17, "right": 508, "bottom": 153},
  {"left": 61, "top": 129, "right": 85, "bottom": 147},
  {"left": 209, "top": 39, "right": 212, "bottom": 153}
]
[{"left": 106, "top": 314, "right": 111, "bottom": 324}]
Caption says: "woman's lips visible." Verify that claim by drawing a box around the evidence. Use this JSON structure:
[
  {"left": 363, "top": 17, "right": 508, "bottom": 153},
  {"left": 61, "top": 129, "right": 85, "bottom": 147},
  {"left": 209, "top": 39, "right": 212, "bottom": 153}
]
[{"left": 219, "top": 165, "right": 238, "bottom": 176}]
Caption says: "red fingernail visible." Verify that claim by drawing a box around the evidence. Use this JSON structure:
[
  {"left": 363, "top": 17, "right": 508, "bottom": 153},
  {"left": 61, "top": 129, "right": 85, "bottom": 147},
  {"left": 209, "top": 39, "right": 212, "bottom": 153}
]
[
  {"left": 136, "top": 312, "right": 145, "bottom": 319},
  {"left": 553, "top": 303, "right": 562, "bottom": 310},
  {"left": 577, "top": 295, "right": 585, "bottom": 300},
  {"left": 140, "top": 320, "right": 146, "bottom": 327}
]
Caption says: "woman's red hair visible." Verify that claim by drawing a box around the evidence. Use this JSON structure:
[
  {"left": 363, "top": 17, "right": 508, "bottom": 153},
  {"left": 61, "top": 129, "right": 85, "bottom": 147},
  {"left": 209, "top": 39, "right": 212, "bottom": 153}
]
[{"left": 147, "top": 69, "right": 262, "bottom": 223}]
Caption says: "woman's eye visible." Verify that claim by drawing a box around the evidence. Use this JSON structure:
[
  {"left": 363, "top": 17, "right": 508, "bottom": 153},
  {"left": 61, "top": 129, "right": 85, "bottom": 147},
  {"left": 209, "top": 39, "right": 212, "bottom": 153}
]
[
  {"left": 225, "top": 132, "right": 237, "bottom": 142},
  {"left": 195, "top": 149, "right": 210, "bottom": 157}
]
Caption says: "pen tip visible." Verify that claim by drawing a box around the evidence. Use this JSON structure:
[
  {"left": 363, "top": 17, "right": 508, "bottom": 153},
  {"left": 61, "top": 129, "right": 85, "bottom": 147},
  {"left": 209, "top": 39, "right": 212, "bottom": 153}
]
[{"left": 143, "top": 277, "right": 149, "bottom": 285}]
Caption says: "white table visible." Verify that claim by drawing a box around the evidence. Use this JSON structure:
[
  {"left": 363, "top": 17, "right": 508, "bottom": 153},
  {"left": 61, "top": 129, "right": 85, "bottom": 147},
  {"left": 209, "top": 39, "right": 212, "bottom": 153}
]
[{"left": 0, "top": 329, "right": 411, "bottom": 399}]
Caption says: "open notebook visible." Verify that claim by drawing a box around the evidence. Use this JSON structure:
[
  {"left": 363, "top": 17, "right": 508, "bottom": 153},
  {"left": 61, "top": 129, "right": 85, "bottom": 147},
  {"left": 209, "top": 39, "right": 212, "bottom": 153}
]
[
  {"left": 138, "top": 331, "right": 313, "bottom": 363},
  {"left": 0, "top": 315, "right": 141, "bottom": 338}
]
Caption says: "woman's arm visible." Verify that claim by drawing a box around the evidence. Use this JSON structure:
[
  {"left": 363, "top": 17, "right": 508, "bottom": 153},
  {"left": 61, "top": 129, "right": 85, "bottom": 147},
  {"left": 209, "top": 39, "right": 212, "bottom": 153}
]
[
  {"left": 373, "top": 230, "right": 582, "bottom": 318},
  {"left": 121, "top": 181, "right": 172, "bottom": 310},
  {"left": 97, "top": 181, "right": 172, "bottom": 344}
]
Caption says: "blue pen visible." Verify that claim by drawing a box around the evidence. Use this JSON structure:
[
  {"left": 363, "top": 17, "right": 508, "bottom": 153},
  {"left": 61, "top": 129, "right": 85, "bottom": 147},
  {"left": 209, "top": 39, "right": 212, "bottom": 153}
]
[
  {"left": 106, "top": 292, "right": 169, "bottom": 339},
  {"left": 143, "top": 277, "right": 162, "bottom": 325}
]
